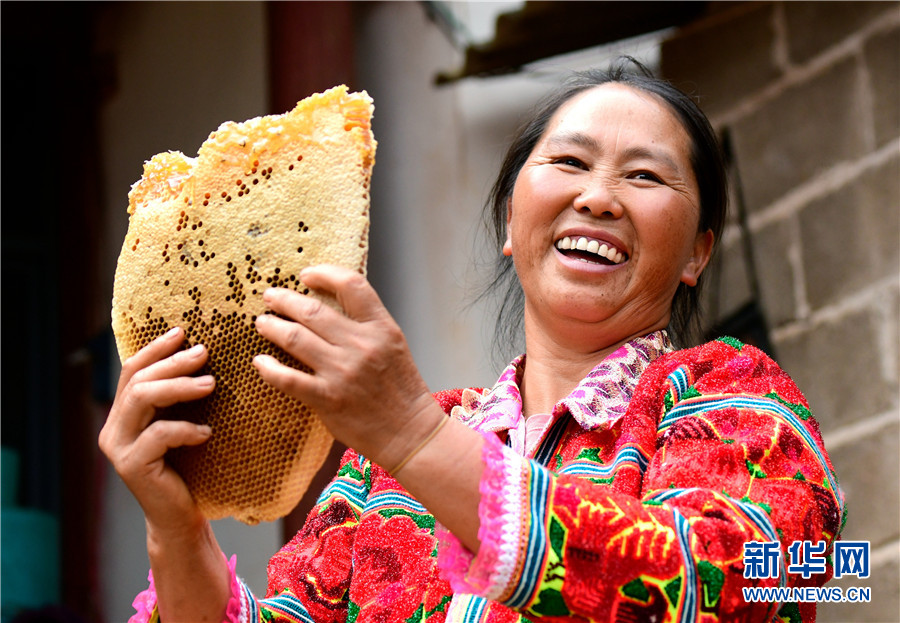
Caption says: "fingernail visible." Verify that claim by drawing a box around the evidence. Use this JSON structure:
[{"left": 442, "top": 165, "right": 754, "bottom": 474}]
[
  {"left": 165, "top": 327, "right": 180, "bottom": 339},
  {"left": 255, "top": 314, "right": 268, "bottom": 325},
  {"left": 196, "top": 375, "right": 215, "bottom": 387},
  {"left": 187, "top": 344, "right": 204, "bottom": 357},
  {"left": 198, "top": 425, "right": 212, "bottom": 436}
]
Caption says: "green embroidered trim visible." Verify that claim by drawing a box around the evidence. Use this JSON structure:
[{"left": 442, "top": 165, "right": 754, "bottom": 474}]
[
  {"left": 622, "top": 577, "right": 651, "bottom": 602},
  {"left": 532, "top": 588, "right": 570, "bottom": 616},
  {"left": 697, "top": 560, "right": 724, "bottom": 609},
  {"left": 338, "top": 462, "right": 364, "bottom": 480},
  {"left": 536, "top": 515, "right": 568, "bottom": 616},
  {"left": 426, "top": 594, "right": 452, "bottom": 618},
  {"left": 663, "top": 391, "right": 675, "bottom": 414},
  {"left": 746, "top": 460, "right": 767, "bottom": 478},
  {"left": 664, "top": 576, "right": 682, "bottom": 606},
  {"left": 549, "top": 517, "right": 566, "bottom": 558},
  {"left": 363, "top": 460, "right": 373, "bottom": 489},
  {"left": 765, "top": 391, "right": 812, "bottom": 421},
  {"left": 576, "top": 447, "right": 605, "bottom": 463},
  {"left": 716, "top": 336, "right": 744, "bottom": 350},
  {"left": 405, "top": 604, "right": 424, "bottom": 622},
  {"left": 379, "top": 508, "right": 435, "bottom": 531}
]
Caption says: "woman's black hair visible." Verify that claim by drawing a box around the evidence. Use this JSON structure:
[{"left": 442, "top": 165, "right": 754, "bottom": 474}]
[{"left": 479, "top": 57, "right": 728, "bottom": 360}]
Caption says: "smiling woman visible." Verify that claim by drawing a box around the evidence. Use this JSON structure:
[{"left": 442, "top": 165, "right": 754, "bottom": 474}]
[
  {"left": 483, "top": 62, "right": 728, "bottom": 356},
  {"left": 101, "top": 59, "right": 844, "bottom": 623},
  {"left": 501, "top": 84, "right": 714, "bottom": 373}
]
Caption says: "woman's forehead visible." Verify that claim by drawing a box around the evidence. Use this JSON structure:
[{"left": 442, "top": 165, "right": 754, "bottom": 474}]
[{"left": 544, "top": 83, "right": 691, "bottom": 151}]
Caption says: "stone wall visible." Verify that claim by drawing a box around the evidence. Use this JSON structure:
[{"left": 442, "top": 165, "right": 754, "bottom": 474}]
[{"left": 661, "top": 3, "right": 899, "bottom": 621}]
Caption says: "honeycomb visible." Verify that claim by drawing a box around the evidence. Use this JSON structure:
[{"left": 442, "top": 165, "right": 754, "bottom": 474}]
[{"left": 111, "top": 86, "right": 376, "bottom": 524}]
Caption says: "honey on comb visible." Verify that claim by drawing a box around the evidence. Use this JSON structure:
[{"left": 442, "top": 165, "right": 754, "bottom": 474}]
[{"left": 112, "top": 86, "right": 375, "bottom": 524}]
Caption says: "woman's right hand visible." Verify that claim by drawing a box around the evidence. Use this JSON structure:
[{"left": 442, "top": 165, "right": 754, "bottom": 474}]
[{"left": 99, "top": 326, "right": 216, "bottom": 536}]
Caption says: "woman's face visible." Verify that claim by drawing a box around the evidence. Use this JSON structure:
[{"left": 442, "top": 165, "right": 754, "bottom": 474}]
[{"left": 505, "top": 83, "right": 713, "bottom": 346}]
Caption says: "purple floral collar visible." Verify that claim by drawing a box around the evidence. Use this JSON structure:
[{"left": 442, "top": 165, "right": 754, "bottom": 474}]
[{"left": 451, "top": 331, "right": 673, "bottom": 440}]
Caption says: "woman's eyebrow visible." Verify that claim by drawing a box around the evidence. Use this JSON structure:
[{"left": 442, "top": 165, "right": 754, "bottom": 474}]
[
  {"left": 544, "top": 131, "right": 601, "bottom": 151},
  {"left": 621, "top": 145, "right": 682, "bottom": 172},
  {"left": 545, "top": 132, "right": 684, "bottom": 172}
]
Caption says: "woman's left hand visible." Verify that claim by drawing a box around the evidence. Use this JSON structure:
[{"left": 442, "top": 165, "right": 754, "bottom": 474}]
[{"left": 252, "top": 265, "right": 444, "bottom": 471}]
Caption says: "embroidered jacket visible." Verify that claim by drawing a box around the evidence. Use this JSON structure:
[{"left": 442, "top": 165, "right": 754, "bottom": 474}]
[{"left": 130, "top": 334, "right": 844, "bottom": 623}]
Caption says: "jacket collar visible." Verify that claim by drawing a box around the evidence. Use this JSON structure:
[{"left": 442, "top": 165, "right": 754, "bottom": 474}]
[{"left": 452, "top": 330, "right": 672, "bottom": 435}]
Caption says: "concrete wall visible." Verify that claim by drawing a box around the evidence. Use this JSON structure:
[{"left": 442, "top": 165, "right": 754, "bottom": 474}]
[{"left": 661, "top": 3, "right": 899, "bottom": 621}]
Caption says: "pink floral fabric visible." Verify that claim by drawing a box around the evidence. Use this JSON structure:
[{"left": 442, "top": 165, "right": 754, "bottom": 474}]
[
  {"left": 450, "top": 331, "right": 672, "bottom": 456},
  {"left": 127, "top": 554, "right": 243, "bottom": 623}
]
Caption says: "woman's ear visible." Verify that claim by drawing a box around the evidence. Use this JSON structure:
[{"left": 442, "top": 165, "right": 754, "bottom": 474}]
[
  {"left": 680, "top": 229, "right": 714, "bottom": 287},
  {"left": 502, "top": 197, "right": 513, "bottom": 257}
]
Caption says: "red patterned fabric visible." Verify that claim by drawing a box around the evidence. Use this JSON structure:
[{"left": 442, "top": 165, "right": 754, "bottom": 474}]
[
  {"left": 128, "top": 336, "right": 844, "bottom": 623},
  {"left": 438, "top": 338, "right": 844, "bottom": 622}
]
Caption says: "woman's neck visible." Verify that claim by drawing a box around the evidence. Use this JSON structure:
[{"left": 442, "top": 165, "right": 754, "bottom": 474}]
[{"left": 518, "top": 315, "right": 660, "bottom": 418}]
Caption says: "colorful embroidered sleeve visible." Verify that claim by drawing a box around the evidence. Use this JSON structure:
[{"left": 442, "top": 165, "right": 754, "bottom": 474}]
[
  {"left": 130, "top": 391, "right": 472, "bottom": 623},
  {"left": 440, "top": 338, "right": 845, "bottom": 623},
  {"left": 127, "top": 450, "right": 373, "bottom": 623},
  {"left": 247, "top": 448, "right": 373, "bottom": 622}
]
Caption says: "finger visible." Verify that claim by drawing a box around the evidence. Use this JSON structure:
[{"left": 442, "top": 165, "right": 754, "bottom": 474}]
[
  {"left": 139, "top": 419, "right": 213, "bottom": 459},
  {"left": 116, "top": 375, "right": 216, "bottom": 440},
  {"left": 254, "top": 313, "right": 334, "bottom": 367},
  {"left": 119, "top": 420, "right": 212, "bottom": 483},
  {"left": 253, "top": 354, "right": 321, "bottom": 406},
  {"left": 116, "top": 326, "right": 185, "bottom": 395},
  {"left": 262, "top": 287, "right": 354, "bottom": 345},
  {"left": 299, "top": 265, "right": 389, "bottom": 323},
  {"left": 130, "top": 343, "right": 211, "bottom": 387}
]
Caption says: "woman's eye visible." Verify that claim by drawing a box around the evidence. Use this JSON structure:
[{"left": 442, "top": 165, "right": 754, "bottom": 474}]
[
  {"left": 554, "top": 157, "right": 586, "bottom": 169},
  {"left": 632, "top": 171, "right": 662, "bottom": 183}
]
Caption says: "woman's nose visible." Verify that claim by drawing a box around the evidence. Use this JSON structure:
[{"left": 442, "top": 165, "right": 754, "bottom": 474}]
[{"left": 573, "top": 177, "right": 623, "bottom": 218}]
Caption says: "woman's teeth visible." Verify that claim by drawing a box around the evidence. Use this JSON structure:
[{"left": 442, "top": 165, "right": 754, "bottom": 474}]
[{"left": 556, "top": 236, "right": 625, "bottom": 264}]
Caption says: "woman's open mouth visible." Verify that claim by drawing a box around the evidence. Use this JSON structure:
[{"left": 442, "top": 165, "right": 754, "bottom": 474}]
[{"left": 555, "top": 236, "right": 626, "bottom": 265}]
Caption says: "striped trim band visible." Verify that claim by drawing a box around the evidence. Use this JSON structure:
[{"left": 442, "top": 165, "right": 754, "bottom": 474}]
[
  {"left": 533, "top": 414, "right": 570, "bottom": 467},
  {"left": 647, "top": 488, "right": 786, "bottom": 588},
  {"left": 659, "top": 394, "right": 841, "bottom": 507},
  {"left": 316, "top": 478, "right": 368, "bottom": 511},
  {"left": 255, "top": 593, "right": 315, "bottom": 623},
  {"left": 504, "top": 465, "right": 551, "bottom": 609},
  {"left": 558, "top": 444, "right": 649, "bottom": 478},
  {"left": 364, "top": 490, "right": 427, "bottom": 514},
  {"left": 672, "top": 509, "right": 698, "bottom": 623}
]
